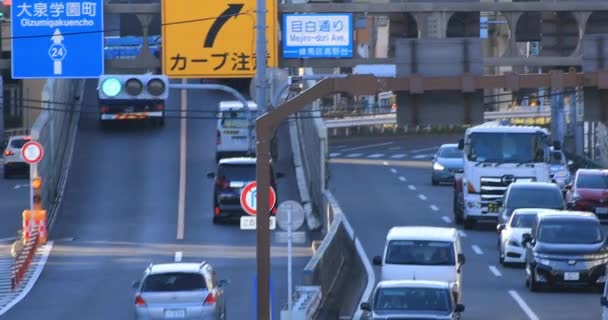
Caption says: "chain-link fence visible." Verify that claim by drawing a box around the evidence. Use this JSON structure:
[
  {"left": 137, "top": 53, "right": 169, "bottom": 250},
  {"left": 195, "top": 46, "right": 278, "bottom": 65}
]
[{"left": 31, "top": 79, "right": 84, "bottom": 225}]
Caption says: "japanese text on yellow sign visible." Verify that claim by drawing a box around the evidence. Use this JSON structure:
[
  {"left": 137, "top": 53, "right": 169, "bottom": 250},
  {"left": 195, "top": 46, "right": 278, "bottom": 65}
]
[{"left": 161, "top": 0, "right": 277, "bottom": 78}]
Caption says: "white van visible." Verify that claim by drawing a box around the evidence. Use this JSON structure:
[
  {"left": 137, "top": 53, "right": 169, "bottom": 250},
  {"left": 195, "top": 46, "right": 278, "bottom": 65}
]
[
  {"left": 216, "top": 101, "right": 257, "bottom": 162},
  {"left": 373, "top": 226, "right": 465, "bottom": 302}
]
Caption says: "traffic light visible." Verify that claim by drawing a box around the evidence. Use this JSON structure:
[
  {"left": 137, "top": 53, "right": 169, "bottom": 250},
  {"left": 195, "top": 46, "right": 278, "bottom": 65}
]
[
  {"left": 32, "top": 176, "right": 42, "bottom": 210},
  {"left": 98, "top": 74, "right": 169, "bottom": 101}
]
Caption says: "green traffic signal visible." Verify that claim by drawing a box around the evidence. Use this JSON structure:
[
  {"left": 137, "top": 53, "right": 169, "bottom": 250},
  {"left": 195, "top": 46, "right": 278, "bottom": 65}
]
[{"left": 101, "top": 77, "right": 122, "bottom": 97}]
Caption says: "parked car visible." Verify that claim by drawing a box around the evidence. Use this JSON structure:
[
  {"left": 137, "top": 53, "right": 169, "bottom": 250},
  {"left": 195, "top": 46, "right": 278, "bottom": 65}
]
[
  {"left": 522, "top": 210, "right": 608, "bottom": 292},
  {"left": 3, "top": 135, "right": 31, "bottom": 178},
  {"left": 431, "top": 144, "right": 463, "bottom": 185},
  {"left": 360, "top": 280, "right": 465, "bottom": 320},
  {"left": 566, "top": 169, "right": 608, "bottom": 221},
  {"left": 132, "top": 262, "right": 228, "bottom": 320}
]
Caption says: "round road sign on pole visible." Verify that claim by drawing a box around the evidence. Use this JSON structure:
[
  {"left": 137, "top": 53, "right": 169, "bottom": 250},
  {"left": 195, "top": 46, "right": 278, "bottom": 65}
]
[
  {"left": 21, "top": 141, "right": 44, "bottom": 165},
  {"left": 240, "top": 181, "right": 277, "bottom": 216},
  {"left": 276, "top": 200, "right": 305, "bottom": 231}
]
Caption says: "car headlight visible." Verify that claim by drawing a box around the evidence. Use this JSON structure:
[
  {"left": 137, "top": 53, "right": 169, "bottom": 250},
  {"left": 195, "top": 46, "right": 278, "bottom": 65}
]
[
  {"left": 555, "top": 171, "right": 569, "bottom": 178},
  {"left": 536, "top": 258, "right": 551, "bottom": 266},
  {"left": 433, "top": 162, "right": 445, "bottom": 171}
]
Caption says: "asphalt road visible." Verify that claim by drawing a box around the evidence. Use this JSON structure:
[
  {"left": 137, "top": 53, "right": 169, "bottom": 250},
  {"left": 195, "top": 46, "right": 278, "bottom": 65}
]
[
  {"left": 0, "top": 160, "right": 30, "bottom": 241},
  {"left": 329, "top": 134, "right": 602, "bottom": 320},
  {"left": 2, "top": 80, "right": 312, "bottom": 319}
]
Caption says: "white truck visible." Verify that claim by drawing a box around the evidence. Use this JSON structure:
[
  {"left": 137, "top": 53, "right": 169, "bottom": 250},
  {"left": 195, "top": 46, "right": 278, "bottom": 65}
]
[{"left": 452, "top": 122, "right": 558, "bottom": 229}]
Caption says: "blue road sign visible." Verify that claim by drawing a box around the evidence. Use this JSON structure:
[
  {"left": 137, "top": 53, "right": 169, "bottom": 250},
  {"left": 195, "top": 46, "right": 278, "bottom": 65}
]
[
  {"left": 11, "top": 0, "right": 104, "bottom": 79},
  {"left": 283, "top": 13, "right": 353, "bottom": 59}
]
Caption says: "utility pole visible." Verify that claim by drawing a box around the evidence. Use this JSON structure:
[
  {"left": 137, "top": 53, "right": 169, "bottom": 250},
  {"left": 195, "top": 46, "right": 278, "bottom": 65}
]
[{"left": 254, "top": 0, "right": 271, "bottom": 317}]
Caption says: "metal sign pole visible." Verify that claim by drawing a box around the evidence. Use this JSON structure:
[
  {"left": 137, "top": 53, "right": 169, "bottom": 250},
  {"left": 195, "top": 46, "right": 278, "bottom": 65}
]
[
  {"left": 29, "top": 163, "right": 37, "bottom": 233},
  {"left": 287, "top": 205, "right": 293, "bottom": 320}
]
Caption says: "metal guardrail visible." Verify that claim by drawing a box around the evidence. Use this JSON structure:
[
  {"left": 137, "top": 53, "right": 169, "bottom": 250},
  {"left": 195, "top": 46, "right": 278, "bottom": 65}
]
[{"left": 323, "top": 109, "right": 552, "bottom": 128}]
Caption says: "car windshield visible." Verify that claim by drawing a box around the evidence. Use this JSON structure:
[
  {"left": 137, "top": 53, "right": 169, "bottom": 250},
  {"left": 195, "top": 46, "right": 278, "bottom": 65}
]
[
  {"left": 576, "top": 173, "right": 608, "bottom": 189},
  {"left": 507, "top": 187, "right": 563, "bottom": 209},
  {"left": 141, "top": 272, "right": 207, "bottom": 292},
  {"left": 218, "top": 164, "right": 256, "bottom": 182},
  {"left": 221, "top": 110, "right": 249, "bottom": 128},
  {"left": 467, "top": 132, "right": 546, "bottom": 163},
  {"left": 385, "top": 240, "right": 455, "bottom": 265},
  {"left": 550, "top": 151, "right": 564, "bottom": 165},
  {"left": 10, "top": 138, "right": 29, "bottom": 149},
  {"left": 510, "top": 214, "right": 536, "bottom": 228},
  {"left": 538, "top": 220, "right": 603, "bottom": 244},
  {"left": 438, "top": 146, "right": 462, "bottom": 159},
  {"left": 374, "top": 287, "right": 451, "bottom": 312}
]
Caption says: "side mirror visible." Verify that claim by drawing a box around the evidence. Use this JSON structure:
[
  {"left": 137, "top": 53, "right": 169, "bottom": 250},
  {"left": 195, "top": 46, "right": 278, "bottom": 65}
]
[
  {"left": 497, "top": 224, "right": 505, "bottom": 233},
  {"left": 218, "top": 279, "right": 229, "bottom": 287},
  {"left": 207, "top": 172, "right": 215, "bottom": 179},
  {"left": 521, "top": 233, "right": 532, "bottom": 246},
  {"left": 276, "top": 172, "right": 285, "bottom": 179},
  {"left": 457, "top": 139, "right": 464, "bottom": 150},
  {"left": 372, "top": 256, "right": 382, "bottom": 266},
  {"left": 131, "top": 281, "right": 141, "bottom": 289},
  {"left": 552, "top": 140, "right": 562, "bottom": 150},
  {"left": 565, "top": 184, "right": 572, "bottom": 190},
  {"left": 567, "top": 160, "right": 574, "bottom": 167},
  {"left": 360, "top": 302, "right": 371, "bottom": 311},
  {"left": 455, "top": 303, "right": 466, "bottom": 313},
  {"left": 601, "top": 296, "right": 608, "bottom": 306},
  {"left": 457, "top": 253, "right": 466, "bottom": 265}
]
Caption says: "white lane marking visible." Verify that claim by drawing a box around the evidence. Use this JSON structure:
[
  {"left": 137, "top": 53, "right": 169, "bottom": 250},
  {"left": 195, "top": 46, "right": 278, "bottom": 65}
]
[
  {"left": 412, "top": 154, "right": 427, "bottom": 159},
  {"left": 472, "top": 245, "right": 484, "bottom": 255},
  {"left": 408, "top": 185, "right": 416, "bottom": 191},
  {"left": 368, "top": 153, "right": 384, "bottom": 158},
  {"left": 346, "top": 153, "right": 363, "bottom": 158},
  {"left": 408, "top": 146, "right": 439, "bottom": 154},
  {"left": 508, "top": 290, "right": 540, "bottom": 320},
  {"left": 389, "top": 146, "right": 401, "bottom": 150},
  {"left": 382, "top": 161, "right": 389, "bottom": 166},
  {"left": 333, "top": 145, "right": 347, "bottom": 149},
  {"left": 0, "top": 242, "right": 53, "bottom": 316},
  {"left": 398, "top": 176, "right": 407, "bottom": 182},
  {"left": 390, "top": 154, "right": 407, "bottom": 159},
  {"left": 329, "top": 152, "right": 341, "bottom": 157},
  {"left": 177, "top": 79, "right": 187, "bottom": 240},
  {"left": 175, "top": 251, "right": 183, "bottom": 262},
  {"left": 390, "top": 168, "right": 397, "bottom": 174},
  {"left": 418, "top": 194, "right": 427, "bottom": 201},
  {"left": 489, "top": 265, "right": 502, "bottom": 277},
  {"left": 430, "top": 205, "right": 439, "bottom": 211},
  {"left": 441, "top": 216, "right": 452, "bottom": 223},
  {"left": 340, "top": 141, "right": 393, "bottom": 152},
  {"left": 458, "top": 230, "right": 467, "bottom": 238},
  {"left": 12, "top": 184, "right": 28, "bottom": 190}
]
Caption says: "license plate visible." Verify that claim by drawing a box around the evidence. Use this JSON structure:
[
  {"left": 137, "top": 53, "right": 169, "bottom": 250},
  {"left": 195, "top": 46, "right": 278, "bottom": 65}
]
[
  {"left": 487, "top": 203, "right": 498, "bottom": 213},
  {"left": 164, "top": 309, "right": 185, "bottom": 318},
  {"left": 596, "top": 207, "right": 608, "bottom": 214},
  {"left": 564, "top": 272, "right": 580, "bottom": 281}
]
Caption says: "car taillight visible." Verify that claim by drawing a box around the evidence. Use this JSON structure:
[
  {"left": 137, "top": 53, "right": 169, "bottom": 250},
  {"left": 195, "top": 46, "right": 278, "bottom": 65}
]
[
  {"left": 4, "top": 150, "right": 14, "bottom": 156},
  {"left": 216, "top": 178, "right": 229, "bottom": 189},
  {"left": 272, "top": 207, "right": 277, "bottom": 215},
  {"left": 214, "top": 207, "right": 220, "bottom": 215},
  {"left": 204, "top": 292, "right": 216, "bottom": 305},
  {"left": 135, "top": 295, "right": 146, "bottom": 306},
  {"left": 100, "top": 105, "right": 109, "bottom": 113},
  {"left": 154, "top": 104, "right": 164, "bottom": 111},
  {"left": 217, "top": 130, "right": 221, "bottom": 145}
]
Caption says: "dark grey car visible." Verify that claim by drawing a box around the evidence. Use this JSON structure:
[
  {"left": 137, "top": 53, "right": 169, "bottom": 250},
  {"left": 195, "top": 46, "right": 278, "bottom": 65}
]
[{"left": 432, "top": 144, "right": 464, "bottom": 185}]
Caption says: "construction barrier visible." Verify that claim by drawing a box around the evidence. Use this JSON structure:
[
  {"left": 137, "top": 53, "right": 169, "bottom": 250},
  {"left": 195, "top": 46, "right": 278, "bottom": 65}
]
[
  {"left": 22, "top": 209, "right": 48, "bottom": 245},
  {"left": 11, "top": 226, "right": 40, "bottom": 291}
]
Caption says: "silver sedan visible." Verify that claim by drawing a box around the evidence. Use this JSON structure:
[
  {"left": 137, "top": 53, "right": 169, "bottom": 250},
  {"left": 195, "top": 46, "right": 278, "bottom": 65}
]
[{"left": 132, "top": 262, "right": 227, "bottom": 320}]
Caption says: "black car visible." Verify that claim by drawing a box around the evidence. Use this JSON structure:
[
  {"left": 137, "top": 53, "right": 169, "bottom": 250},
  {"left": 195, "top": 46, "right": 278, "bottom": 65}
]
[
  {"left": 522, "top": 210, "right": 608, "bottom": 291},
  {"left": 207, "top": 157, "right": 281, "bottom": 224},
  {"left": 498, "top": 182, "right": 565, "bottom": 226}
]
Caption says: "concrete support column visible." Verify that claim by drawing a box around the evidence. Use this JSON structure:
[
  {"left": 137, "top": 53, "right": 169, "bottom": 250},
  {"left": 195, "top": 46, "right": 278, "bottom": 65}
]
[
  {"left": 502, "top": 12, "right": 523, "bottom": 58},
  {"left": 571, "top": 11, "right": 591, "bottom": 57},
  {"left": 413, "top": 12, "right": 452, "bottom": 39}
]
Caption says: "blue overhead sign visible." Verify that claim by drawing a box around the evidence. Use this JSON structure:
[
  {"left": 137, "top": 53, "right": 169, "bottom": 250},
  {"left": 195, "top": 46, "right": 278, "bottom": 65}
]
[
  {"left": 11, "top": 0, "right": 104, "bottom": 79},
  {"left": 282, "top": 13, "right": 353, "bottom": 59}
]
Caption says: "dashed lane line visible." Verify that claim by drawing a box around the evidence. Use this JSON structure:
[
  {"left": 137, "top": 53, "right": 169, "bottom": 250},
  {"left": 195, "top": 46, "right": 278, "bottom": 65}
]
[
  {"left": 368, "top": 153, "right": 384, "bottom": 158},
  {"left": 339, "top": 141, "right": 393, "bottom": 152},
  {"left": 398, "top": 176, "right": 407, "bottom": 182},
  {"left": 330, "top": 152, "right": 341, "bottom": 157},
  {"left": 418, "top": 194, "right": 427, "bottom": 201},
  {"left": 408, "top": 185, "right": 416, "bottom": 191},
  {"left": 508, "top": 290, "right": 540, "bottom": 320},
  {"left": 458, "top": 230, "right": 467, "bottom": 238},
  {"left": 346, "top": 153, "right": 363, "bottom": 158},
  {"left": 430, "top": 205, "right": 439, "bottom": 211},
  {"left": 390, "top": 154, "right": 407, "bottom": 159},
  {"left": 489, "top": 265, "right": 502, "bottom": 277},
  {"left": 390, "top": 168, "right": 397, "bottom": 174},
  {"left": 441, "top": 216, "right": 452, "bottom": 223},
  {"left": 472, "top": 245, "right": 484, "bottom": 255},
  {"left": 175, "top": 251, "right": 183, "bottom": 262}
]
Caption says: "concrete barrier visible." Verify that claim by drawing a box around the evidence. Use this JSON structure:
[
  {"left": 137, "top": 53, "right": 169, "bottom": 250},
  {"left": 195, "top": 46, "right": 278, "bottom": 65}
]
[
  {"left": 302, "top": 190, "right": 374, "bottom": 320},
  {"left": 30, "top": 79, "right": 84, "bottom": 229}
]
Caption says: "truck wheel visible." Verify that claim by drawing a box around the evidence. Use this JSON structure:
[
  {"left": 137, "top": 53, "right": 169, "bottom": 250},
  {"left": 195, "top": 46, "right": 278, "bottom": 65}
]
[{"left": 453, "top": 192, "right": 463, "bottom": 224}]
